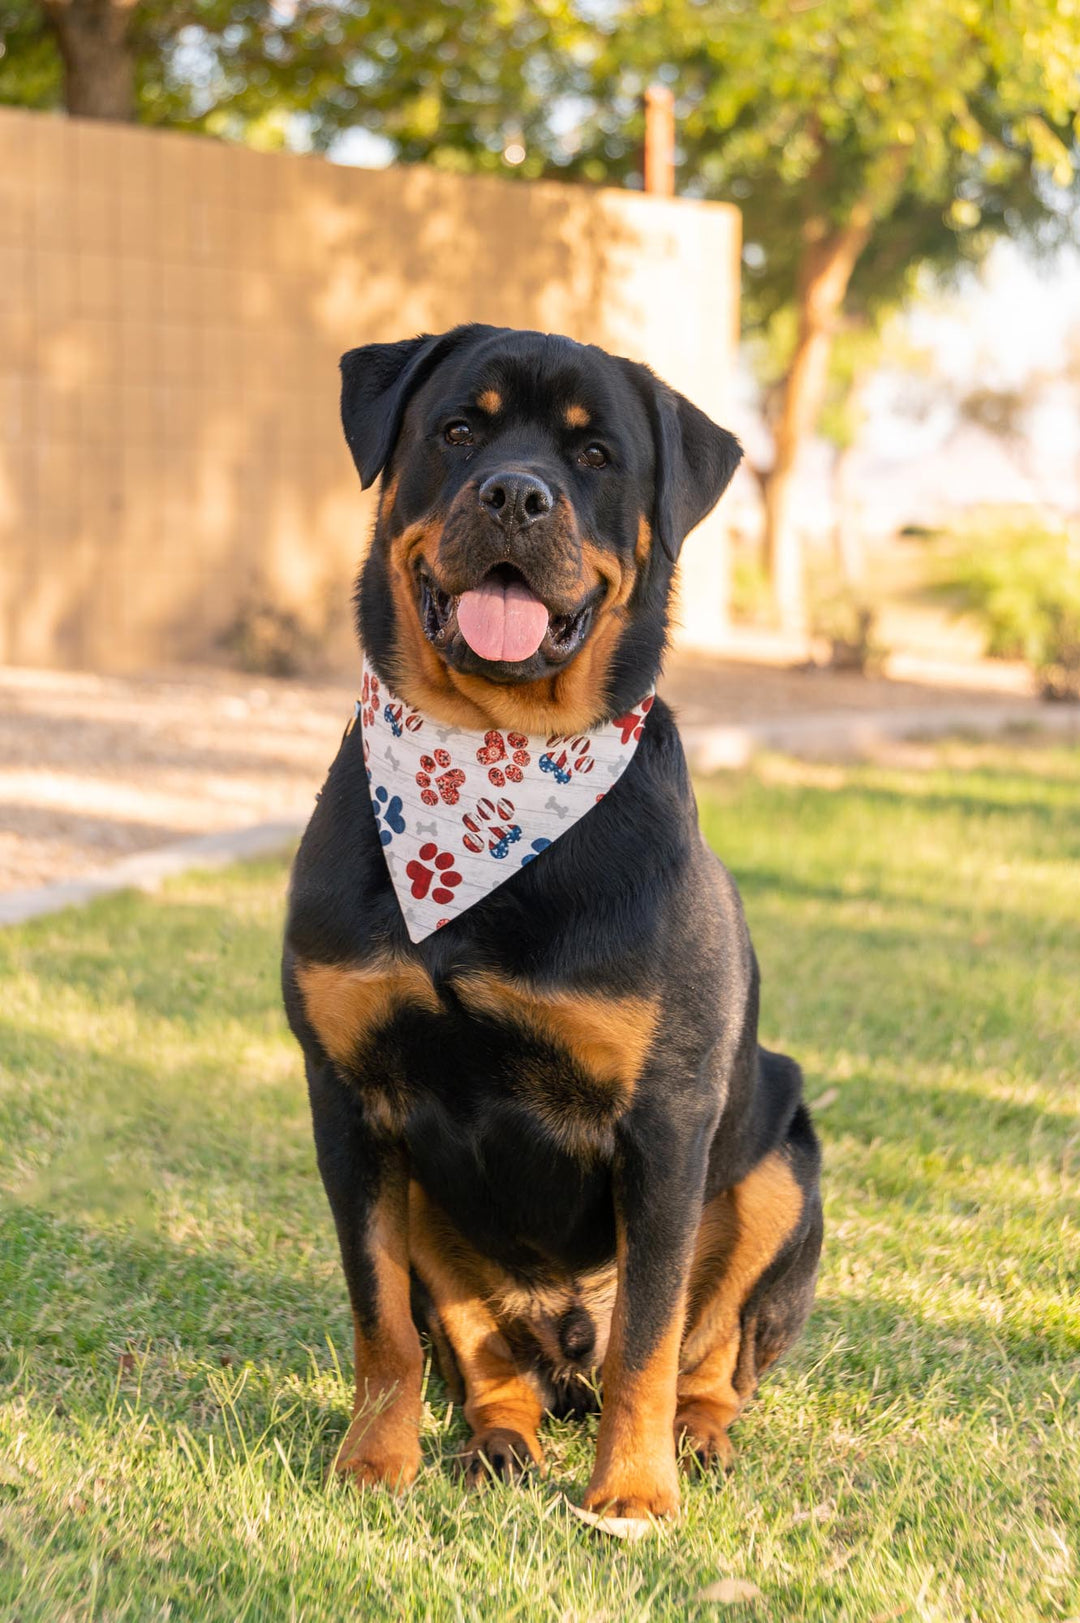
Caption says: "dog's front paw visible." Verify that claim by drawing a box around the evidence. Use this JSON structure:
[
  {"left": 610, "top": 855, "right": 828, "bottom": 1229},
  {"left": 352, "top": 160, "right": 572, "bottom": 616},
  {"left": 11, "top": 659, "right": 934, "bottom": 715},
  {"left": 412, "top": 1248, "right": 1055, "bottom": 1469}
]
[
  {"left": 460, "top": 1426, "right": 541, "bottom": 1488},
  {"left": 334, "top": 1413, "right": 421, "bottom": 1492},
  {"left": 583, "top": 1463, "right": 680, "bottom": 1520},
  {"left": 675, "top": 1408, "right": 735, "bottom": 1476}
]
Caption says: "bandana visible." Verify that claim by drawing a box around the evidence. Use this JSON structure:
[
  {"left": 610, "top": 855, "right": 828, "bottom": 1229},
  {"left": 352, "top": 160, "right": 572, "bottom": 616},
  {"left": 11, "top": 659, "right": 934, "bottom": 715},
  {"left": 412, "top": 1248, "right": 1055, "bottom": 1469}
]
[{"left": 355, "top": 657, "right": 654, "bottom": 942}]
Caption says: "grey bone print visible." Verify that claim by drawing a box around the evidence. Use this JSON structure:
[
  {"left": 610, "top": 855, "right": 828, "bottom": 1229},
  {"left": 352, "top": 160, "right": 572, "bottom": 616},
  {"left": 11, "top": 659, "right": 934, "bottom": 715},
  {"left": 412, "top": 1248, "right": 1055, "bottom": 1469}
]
[
  {"left": 382, "top": 745, "right": 401, "bottom": 771},
  {"left": 416, "top": 819, "right": 438, "bottom": 837},
  {"left": 545, "top": 796, "right": 570, "bottom": 819}
]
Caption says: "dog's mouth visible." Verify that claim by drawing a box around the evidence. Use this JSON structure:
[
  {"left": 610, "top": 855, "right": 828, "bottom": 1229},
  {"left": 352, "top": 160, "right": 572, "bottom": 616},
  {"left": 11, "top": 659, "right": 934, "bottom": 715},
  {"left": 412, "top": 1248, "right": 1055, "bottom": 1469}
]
[{"left": 418, "top": 564, "right": 597, "bottom": 674}]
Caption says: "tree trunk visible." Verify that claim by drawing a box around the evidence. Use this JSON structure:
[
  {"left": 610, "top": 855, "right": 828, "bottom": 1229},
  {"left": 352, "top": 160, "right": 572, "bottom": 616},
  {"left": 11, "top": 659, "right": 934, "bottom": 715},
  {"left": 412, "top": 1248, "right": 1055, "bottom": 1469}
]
[
  {"left": 763, "top": 158, "right": 905, "bottom": 632},
  {"left": 40, "top": 0, "right": 138, "bottom": 120}
]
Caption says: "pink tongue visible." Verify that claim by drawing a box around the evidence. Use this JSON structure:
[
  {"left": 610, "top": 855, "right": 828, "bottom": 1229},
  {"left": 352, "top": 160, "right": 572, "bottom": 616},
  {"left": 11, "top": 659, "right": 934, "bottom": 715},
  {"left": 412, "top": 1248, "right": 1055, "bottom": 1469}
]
[{"left": 457, "top": 578, "right": 550, "bottom": 663}]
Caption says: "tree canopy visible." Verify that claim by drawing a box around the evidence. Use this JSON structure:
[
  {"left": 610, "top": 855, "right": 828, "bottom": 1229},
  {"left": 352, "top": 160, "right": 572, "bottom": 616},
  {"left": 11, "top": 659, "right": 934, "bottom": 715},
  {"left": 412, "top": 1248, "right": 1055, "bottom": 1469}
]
[
  {"left": 572, "top": 0, "right": 1079, "bottom": 316},
  {"left": 0, "top": 0, "right": 580, "bottom": 141},
  {"left": 560, "top": 0, "right": 1080, "bottom": 622}
]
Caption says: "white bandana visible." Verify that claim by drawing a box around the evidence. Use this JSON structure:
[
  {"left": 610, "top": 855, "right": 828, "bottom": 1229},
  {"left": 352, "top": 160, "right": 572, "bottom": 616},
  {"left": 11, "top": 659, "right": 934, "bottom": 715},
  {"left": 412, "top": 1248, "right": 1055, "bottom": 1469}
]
[{"left": 355, "top": 657, "right": 654, "bottom": 942}]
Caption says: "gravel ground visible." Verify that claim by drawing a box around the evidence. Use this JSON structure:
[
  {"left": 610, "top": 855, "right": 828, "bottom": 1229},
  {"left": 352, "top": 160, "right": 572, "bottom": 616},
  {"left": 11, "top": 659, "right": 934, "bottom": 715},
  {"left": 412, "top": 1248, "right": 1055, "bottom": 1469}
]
[{"left": 0, "top": 652, "right": 1049, "bottom": 893}]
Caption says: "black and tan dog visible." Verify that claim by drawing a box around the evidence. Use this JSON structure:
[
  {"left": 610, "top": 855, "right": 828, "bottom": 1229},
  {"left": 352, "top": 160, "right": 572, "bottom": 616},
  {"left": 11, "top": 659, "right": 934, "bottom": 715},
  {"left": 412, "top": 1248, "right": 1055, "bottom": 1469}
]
[{"left": 282, "top": 324, "right": 822, "bottom": 1519}]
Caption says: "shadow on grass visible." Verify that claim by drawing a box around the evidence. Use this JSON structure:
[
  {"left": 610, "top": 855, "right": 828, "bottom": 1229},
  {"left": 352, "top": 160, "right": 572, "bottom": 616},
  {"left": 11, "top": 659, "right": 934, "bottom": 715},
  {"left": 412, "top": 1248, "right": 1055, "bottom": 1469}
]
[
  {"left": 807, "top": 1289, "right": 1080, "bottom": 1381},
  {"left": 4, "top": 1185, "right": 1073, "bottom": 1511},
  {"left": 0, "top": 1193, "right": 334, "bottom": 1370},
  {"left": 0, "top": 1190, "right": 477, "bottom": 1491},
  {"left": 812, "top": 1069, "right": 1077, "bottom": 1168},
  {"left": 3, "top": 895, "right": 287, "bottom": 1032}
]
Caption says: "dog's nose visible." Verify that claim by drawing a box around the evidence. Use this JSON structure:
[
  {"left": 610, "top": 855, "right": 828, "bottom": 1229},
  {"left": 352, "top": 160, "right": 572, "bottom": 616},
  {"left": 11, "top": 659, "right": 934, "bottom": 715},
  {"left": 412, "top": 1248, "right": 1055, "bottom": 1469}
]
[{"left": 478, "top": 471, "right": 554, "bottom": 531}]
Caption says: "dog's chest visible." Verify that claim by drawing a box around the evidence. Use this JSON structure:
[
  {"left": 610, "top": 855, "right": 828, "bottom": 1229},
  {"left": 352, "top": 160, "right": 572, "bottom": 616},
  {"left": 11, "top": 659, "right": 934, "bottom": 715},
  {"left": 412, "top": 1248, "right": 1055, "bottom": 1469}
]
[{"left": 295, "top": 955, "right": 656, "bottom": 1149}]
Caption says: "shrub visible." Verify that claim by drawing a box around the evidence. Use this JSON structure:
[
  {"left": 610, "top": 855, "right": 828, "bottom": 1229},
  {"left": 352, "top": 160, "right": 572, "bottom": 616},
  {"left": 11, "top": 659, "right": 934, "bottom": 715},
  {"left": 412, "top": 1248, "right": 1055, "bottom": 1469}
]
[
  {"left": 934, "top": 509, "right": 1080, "bottom": 701},
  {"left": 808, "top": 573, "right": 888, "bottom": 675},
  {"left": 217, "top": 600, "right": 318, "bottom": 677}
]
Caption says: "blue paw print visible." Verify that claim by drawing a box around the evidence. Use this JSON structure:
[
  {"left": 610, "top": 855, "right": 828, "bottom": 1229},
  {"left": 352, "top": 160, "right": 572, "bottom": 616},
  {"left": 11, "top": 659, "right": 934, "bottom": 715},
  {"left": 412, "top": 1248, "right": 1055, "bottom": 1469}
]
[
  {"left": 372, "top": 785, "right": 406, "bottom": 845},
  {"left": 521, "top": 837, "right": 552, "bottom": 866},
  {"left": 539, "top": 753, "right": 572, "bottom": 786},
  {"left": 489, "top": 825, "right": 522, "bottom": 860}
]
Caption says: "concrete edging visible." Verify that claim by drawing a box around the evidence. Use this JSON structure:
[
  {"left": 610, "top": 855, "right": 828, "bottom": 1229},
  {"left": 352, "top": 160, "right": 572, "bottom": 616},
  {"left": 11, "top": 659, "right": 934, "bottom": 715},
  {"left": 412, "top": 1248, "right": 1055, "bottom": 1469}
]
[{"left": 0, "top": 819, "right": 306, "bottom": 928}]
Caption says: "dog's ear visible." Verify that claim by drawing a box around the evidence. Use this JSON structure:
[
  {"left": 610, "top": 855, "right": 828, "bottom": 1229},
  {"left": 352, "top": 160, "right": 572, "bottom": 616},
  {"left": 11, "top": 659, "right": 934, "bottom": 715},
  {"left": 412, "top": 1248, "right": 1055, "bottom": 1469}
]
[
  {"left": 627, "top": 363, "right": 742, "bottom": 562},
  {"left": 340, "top": 330, "right": 460, "bottom": 489}
]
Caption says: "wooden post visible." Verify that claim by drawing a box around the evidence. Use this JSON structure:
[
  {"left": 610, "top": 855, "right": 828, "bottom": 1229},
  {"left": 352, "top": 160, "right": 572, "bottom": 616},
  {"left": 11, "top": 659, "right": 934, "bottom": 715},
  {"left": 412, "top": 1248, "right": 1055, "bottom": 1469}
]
[{"left": 644, "top": 84, "right": 675, "bottom": 197}]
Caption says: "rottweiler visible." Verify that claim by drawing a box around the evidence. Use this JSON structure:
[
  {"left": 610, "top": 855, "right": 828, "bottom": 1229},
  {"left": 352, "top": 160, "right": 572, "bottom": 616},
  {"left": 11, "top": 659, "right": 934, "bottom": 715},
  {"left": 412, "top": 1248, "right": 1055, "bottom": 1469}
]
[{"left": 282, "top": 324, "right": 822, "bottom": 1518}]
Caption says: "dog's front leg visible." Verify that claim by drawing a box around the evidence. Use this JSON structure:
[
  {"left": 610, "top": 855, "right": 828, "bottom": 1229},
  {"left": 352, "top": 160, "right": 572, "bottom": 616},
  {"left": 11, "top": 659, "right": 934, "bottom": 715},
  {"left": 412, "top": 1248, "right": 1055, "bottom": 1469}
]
[
  {"left": 306, "top": 1056, "right": 423, "bottom": 1490},
  {"left": 584, "top": 1097, "right": 713, "bottom": 1519}
]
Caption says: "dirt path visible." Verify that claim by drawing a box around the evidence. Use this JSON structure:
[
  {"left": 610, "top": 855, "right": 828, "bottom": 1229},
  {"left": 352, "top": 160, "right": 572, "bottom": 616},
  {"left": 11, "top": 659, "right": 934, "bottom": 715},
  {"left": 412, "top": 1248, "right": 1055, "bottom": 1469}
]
[{"left": 0, "top": 653, "right": 1055, "bottom": 893}]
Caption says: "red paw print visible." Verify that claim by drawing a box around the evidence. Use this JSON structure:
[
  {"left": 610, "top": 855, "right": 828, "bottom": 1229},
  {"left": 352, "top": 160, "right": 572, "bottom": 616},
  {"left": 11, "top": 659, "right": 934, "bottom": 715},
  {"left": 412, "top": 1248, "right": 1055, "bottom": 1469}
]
[
  {"left": 361, "top": 669, "right": 380, "bottom": 728},
  {"left": 477, "top": 729, "right": 530, "bottom": 787},
  {"left": 612, "top": 696, "right": 653, "bottom": 745},
  {"left": 416, "top": 748, "right": 466, "bottom": 806},
  {"left": 406, "top": 843, "right": 463, "bottom": 905}
]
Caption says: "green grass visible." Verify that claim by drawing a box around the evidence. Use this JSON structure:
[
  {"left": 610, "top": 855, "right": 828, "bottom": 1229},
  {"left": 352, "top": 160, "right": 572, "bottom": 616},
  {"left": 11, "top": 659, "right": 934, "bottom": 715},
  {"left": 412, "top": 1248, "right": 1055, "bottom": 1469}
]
[{"left": 1, "top": 741, "right": 1078, "bottom": 1622}]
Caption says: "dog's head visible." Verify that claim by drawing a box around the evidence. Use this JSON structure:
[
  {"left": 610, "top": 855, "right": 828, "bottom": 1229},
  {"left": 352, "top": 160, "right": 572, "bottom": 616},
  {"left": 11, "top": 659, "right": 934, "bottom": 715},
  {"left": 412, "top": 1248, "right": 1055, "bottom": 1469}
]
[{"left": 343, "top": 324, "right": 740, "bottom": 733}]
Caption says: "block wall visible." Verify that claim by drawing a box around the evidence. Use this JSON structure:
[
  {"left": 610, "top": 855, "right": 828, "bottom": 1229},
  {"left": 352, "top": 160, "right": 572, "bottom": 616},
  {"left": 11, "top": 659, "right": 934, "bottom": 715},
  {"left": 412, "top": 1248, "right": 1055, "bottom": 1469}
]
[{"left": 0, "top": 107, "right": 740, "bottom": 670}]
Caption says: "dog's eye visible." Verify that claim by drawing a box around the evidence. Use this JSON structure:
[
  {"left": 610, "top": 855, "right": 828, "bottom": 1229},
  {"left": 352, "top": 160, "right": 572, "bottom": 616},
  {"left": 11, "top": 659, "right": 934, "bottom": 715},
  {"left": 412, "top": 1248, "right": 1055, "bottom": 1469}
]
[
  {"left": 578, "top": 444, "right": 608, "bottom": 469},
  {"left": 444, "top": 421, "right": 474, "bottom": 446}
]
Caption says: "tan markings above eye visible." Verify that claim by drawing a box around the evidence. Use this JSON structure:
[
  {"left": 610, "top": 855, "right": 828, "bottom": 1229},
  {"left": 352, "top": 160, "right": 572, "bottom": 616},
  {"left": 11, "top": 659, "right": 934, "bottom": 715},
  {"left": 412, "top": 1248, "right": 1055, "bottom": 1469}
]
[
  {"left": 477, "top": 389, "right": 503, "bottom": 414},
  {"left": 564, "top": 404, "right": 591, "bottom": 429}
]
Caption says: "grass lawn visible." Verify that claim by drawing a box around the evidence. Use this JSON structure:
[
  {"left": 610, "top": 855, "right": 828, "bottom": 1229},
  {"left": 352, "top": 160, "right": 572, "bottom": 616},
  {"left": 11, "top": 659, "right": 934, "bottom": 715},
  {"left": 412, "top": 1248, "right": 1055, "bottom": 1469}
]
[{"left": 1, "top": 740, "right": 1078, "bottom": 1622}]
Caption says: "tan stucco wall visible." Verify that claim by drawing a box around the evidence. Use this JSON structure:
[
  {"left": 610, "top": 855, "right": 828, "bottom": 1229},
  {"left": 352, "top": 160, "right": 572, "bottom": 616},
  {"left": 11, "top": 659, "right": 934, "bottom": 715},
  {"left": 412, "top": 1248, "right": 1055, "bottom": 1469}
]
[{"left": 0, "top": 107, "right": 740, "bottom": 672}]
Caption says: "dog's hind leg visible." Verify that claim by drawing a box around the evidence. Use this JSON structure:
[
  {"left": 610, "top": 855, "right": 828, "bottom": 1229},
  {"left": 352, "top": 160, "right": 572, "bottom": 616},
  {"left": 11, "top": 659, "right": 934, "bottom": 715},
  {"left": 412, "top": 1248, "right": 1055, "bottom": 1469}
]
[
  {"left": 676, "top": 1107, "right": 822, "bottom": 1472},
  {"left": 408, "top": 1184, "right": 544, "bottom": 1486}
]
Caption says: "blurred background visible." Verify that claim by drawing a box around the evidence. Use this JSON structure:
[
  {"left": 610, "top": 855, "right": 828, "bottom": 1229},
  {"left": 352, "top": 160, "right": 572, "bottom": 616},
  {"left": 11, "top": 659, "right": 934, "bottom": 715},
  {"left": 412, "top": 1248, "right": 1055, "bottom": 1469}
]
[{"left": 1, "top": 0, "right": 1079, "bottom": 897}]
